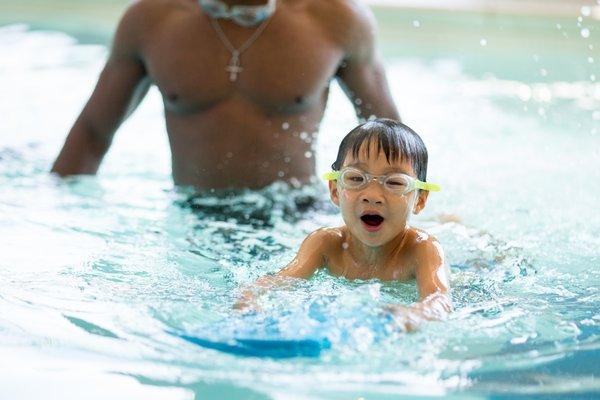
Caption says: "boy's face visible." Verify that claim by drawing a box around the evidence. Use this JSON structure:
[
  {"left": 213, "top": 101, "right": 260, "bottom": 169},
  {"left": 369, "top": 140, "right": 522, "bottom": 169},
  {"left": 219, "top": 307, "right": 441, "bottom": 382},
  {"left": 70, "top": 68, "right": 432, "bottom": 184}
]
[{"left": 328, "top": 142, "right": 429, "bottom": 248}]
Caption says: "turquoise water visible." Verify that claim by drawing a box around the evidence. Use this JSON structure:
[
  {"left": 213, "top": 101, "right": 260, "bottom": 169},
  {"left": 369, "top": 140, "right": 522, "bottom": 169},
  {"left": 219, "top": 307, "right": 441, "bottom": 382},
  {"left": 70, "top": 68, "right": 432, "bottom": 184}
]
[{"left": 1, "top": 6, "right": 599, "bottom": 400}]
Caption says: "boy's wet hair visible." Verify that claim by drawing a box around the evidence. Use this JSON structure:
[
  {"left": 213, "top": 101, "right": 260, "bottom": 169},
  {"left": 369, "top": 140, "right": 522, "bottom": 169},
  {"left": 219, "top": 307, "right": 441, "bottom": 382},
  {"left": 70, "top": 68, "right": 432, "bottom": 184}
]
[{"left": 331, "top": 118, "right": 429, "bottom": 182}]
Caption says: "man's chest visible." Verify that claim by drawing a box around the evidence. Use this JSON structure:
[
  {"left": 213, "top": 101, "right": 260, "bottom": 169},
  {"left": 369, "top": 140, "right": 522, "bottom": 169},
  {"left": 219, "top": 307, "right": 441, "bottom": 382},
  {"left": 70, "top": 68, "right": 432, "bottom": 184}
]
[{"left": 140, "top": 13, "right": 345, "bottom": 113}]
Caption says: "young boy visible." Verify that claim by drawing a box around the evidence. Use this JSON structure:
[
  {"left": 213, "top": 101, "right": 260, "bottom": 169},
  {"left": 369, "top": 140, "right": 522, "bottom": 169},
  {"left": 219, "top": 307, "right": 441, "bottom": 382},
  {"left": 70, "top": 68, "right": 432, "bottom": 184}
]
[{"left": 237, "top": 119, "right": 452, "bottom": 331}]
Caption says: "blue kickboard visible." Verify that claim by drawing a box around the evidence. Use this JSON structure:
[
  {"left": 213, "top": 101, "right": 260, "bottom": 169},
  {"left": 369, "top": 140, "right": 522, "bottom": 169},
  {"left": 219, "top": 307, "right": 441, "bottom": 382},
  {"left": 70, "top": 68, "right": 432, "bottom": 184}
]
[{"left": 174, "top": 331, "right": 331, "bottom": 358}]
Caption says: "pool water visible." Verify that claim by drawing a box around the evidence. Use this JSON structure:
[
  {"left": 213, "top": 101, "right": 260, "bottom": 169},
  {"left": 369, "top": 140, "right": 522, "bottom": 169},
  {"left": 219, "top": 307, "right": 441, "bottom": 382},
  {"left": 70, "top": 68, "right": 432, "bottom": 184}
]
[{"left": 1, "top": 4, "right": 599, "bottom": 400}]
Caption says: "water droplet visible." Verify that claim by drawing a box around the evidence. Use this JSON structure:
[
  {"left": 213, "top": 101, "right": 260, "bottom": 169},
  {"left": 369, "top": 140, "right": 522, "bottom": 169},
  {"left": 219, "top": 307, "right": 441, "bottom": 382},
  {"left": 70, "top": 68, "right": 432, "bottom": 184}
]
[
  {"left": 354, "top": 98, "right": 363, "bottom": 105},
  {"left": 517, "top": 84, "right": 532, "bottom": 101},
  {"left": 538, "top": 107, "right": 546, "bottom": 116},
  {"left": 589, "top": 57, "right": 595, "bottom": 63},
  {"left": 225, "top": 151, "right": 233, "bottom": 158},
  {"left": 300, "top": 132, "right": 308, "bottom": 140},
  {"left": 412, "top": 20, "right": 420, "bottom": 28},
  {"left": 532, "top": 54, "right": 539, "bottom": 62},
  {"left": 284, "top": 156, "right": 291, "bottom": 163},
  {"left": 540, "top": 68, "right": 548, "bottom": 77},
  {"left": 342, "top": 242, "right": 349, "bottom": 250},
  {"left": 537, "top": 87, "right": 552, "bottom": 102},
  {"left": 282, "top": 122, "right": 290, "bottom": 130},
  {"left": 590, "top": 44, "right": 595, "bottom": 50},
  {"left": 581, "top": 28, "right": 590, "bottom": 38},
  {"left": 578, "top": 16, "right": 584, "bottom": 23},
  {"left": 592, "top": 111, "right": 600, "bottom": 120},
  {"left": 581, "top": 6, "right": 592, "bottom": 16},
  {"left": 556, "top": 23, "right": 562, "bottom": 30},
  {"left": 278, "top": 171, "right": 285, "bottom": 178},
  {"left": 480, "top": 38, "right": 487, "bottom": 46},
  {"left": 591, "top": 74, "right": 597, "bottom": 81},
  {"left": 510, "top": 336, "right": 528, "bottom": 345},
  {"left": 304, "top": 151, "right": 312, "bottom": 158}
]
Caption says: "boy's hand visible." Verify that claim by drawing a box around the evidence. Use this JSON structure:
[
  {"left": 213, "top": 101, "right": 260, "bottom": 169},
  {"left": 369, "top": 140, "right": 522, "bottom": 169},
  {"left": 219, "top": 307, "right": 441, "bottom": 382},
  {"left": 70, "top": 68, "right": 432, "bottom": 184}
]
[
  {"left": 385, "top": 292, "right": 452, "bottom": 332},
  {"left": 233, "top": 295, "right": 261, "bottom": 314},
  {"left": 385, "top": 304, "right": 422, "bottom": 332}
]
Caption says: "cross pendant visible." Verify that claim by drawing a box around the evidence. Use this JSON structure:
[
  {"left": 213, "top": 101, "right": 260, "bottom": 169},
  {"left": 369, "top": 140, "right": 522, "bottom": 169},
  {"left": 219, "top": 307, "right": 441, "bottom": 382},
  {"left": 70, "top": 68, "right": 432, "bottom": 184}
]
[{"left": 225, "top": 52, "right": 243, "bottom": 82}]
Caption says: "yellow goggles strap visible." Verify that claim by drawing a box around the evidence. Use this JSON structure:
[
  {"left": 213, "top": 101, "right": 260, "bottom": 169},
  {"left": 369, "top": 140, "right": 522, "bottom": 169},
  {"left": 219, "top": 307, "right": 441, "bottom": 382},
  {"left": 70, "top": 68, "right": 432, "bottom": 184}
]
[{"left": 321, "top": 171, "right": 341, "bottom": 181}]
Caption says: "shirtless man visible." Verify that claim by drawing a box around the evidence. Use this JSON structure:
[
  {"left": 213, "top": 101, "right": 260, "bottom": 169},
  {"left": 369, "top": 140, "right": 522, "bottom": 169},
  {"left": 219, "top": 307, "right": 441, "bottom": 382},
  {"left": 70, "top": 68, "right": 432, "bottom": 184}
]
[{"left": 51, "top": 0, "right": 399, "bottom": 189}]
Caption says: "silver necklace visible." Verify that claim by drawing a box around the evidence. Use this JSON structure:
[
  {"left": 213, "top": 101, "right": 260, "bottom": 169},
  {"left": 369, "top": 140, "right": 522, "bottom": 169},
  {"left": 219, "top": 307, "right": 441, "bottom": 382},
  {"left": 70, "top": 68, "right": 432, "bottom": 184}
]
[{"left": 208, "top": 13, "right": 274, "bottom": 82}]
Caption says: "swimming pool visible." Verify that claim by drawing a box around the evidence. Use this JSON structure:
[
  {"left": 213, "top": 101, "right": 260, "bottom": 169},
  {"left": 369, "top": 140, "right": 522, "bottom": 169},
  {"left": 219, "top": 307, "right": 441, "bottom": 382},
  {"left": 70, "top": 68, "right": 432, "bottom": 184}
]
[{"left": 1, "top": 3, "right": 599, "bottom": 399}]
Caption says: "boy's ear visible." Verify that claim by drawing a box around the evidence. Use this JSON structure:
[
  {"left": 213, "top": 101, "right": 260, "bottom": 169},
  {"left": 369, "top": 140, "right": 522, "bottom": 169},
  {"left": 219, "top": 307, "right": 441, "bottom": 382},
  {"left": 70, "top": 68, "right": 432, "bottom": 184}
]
[
  {"left": 412, "top": 190, "right": 429, "bottom": 214},
  {"left": 328, "top": 180, "right": 340, "bottom": 207}
]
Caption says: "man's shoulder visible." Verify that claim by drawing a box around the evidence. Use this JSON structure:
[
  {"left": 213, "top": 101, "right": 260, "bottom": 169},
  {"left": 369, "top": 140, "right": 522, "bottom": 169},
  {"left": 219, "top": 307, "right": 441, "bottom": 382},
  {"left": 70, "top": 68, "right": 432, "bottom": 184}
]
[
  {"left": 304, "top": 0, "right": 372, "bottom": 21},
  {"left": 302, "top": 0, "right": 377, "bottom": 50},
  {"left": 126, "top": 0, "right": 194, "bottom": 14},
  {"left": 113, "top": 0, "right": 196, "bottom": 47},
  {"left": 119, "top": 0, "right": 194, "bottom": 29}
]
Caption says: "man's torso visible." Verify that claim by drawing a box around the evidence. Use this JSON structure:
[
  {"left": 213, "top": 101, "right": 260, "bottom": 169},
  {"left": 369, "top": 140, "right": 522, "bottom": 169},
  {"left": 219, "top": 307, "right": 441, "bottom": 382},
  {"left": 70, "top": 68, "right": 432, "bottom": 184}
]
[{"left": 131, "top": 0, "right": 352, "bottom": 188}]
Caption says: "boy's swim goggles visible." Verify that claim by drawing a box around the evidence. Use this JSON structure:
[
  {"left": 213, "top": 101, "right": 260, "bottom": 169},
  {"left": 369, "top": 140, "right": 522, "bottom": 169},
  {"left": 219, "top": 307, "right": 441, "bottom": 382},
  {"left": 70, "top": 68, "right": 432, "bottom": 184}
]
[
  {"left": 322, "top": 167, "right": 441, "bottom": 195},
  {"left": 199, "top": 0, "right": 276, "bottom": 27}
]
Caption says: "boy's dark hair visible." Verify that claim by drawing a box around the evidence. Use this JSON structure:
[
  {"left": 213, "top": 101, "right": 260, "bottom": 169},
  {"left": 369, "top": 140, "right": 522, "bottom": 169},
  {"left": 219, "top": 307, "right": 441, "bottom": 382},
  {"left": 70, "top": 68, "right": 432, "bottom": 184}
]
[{"left": 331, "top": 118, "right": 429, "bottom": 182}]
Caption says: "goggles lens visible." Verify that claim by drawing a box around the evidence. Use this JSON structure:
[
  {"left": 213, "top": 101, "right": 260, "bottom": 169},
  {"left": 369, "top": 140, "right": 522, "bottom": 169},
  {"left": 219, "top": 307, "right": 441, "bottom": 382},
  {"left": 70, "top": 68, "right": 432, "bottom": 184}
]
[
  {"left": 340, "top": 168, "right": 412, "bottom": 194},
  {"left": 200, "top": 0, "right": 275, "bottom": 26},
  {"left": 232, "top": 10, "right": 267, "bottom": 26},
  {"left": 322, "top": 167, "right": 440, "bottom": 194}
]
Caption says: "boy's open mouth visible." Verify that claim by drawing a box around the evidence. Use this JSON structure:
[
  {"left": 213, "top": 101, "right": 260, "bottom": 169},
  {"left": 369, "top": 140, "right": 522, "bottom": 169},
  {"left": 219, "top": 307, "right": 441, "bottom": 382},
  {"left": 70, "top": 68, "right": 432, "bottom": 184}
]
[{"left": 360, "top": 213, "right": 384, "bottom": 231}]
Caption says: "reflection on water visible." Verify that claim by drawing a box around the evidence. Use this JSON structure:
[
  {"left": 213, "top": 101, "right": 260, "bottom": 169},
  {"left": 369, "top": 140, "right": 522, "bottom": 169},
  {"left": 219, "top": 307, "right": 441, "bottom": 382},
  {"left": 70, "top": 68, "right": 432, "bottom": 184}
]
[{"left": 0, "top": 23, "right": 599, "bottom": 399}]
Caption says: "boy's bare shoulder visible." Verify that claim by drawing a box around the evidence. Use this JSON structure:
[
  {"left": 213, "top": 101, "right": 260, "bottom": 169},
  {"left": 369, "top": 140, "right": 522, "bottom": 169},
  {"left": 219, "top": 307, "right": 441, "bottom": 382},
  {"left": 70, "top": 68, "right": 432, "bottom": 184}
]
[
  {"left": 405, "top": 227, "right": 441, "bottom": 252},
  {"left": 306, "top": 227, "right": 345, "bottom": 247},
  {"left": 299, "top": 226, "right": 345, "bottom": 256},
  {"left": 402, "top": 227, "right": 443, "bottom": 271}
]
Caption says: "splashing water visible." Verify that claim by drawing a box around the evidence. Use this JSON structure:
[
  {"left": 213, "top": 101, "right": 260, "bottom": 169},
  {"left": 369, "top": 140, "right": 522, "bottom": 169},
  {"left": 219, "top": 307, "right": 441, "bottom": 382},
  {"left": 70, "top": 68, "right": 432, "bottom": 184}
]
[{"left": 1, "top": 15, "right": 599, "bottom": 400}]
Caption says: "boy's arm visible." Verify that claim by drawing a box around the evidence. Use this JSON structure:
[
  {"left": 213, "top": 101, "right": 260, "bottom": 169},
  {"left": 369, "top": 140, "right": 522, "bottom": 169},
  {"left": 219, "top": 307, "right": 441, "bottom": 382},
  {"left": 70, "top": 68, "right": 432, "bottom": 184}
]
[
  {"left": 234, "top": 229, "right": 330, "bottom": 310},
  {"left": 389, "top": 237, "right": 453, "bottom": 331}
]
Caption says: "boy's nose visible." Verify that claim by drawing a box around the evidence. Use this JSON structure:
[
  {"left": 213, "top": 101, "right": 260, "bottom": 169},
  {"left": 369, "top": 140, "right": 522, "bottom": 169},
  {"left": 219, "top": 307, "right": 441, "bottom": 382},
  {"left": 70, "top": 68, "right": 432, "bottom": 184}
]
[{"left": 360, "top": 181, "right": 385, "bottom": 204}]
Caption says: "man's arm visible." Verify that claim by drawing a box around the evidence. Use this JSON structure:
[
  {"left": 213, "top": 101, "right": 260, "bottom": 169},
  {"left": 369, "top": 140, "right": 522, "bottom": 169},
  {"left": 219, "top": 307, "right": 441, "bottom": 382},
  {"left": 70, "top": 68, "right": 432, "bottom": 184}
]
[
  {"left": 51, "top": 2, "right": 151, "bottom": 176},
  {"left": 389, "top": 237, "right": 452, "bottom": 331},
  {"left": 335, "top": 1, "right": 400, "bottom": 122}
]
